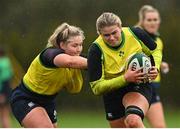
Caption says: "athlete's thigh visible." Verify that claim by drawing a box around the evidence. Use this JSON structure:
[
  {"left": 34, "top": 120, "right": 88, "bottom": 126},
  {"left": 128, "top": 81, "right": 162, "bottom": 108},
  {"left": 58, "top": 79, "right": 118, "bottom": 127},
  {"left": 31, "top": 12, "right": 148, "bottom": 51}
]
[
  {"left": 122, "top": 92, "right": 149, "bottom": 114},
  {"left": 122, "top": 84, "right": 152, "bottom": 114},
  {"left": 22, "top": 107, "right": 53, "bottom": 128},
  {"left": 11, "top": 98, "right": 53, "bottom": 127},
  {"left": 146, "top": 102, "right": 166, "bottom": 127}
]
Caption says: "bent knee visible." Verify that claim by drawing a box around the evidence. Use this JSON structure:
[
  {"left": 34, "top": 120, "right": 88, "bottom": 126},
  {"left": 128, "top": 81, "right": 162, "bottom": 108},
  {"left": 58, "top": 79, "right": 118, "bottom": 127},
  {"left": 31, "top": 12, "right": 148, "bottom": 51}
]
[{"left": 125, "top": 114, "right": 142, "bottom": 128}]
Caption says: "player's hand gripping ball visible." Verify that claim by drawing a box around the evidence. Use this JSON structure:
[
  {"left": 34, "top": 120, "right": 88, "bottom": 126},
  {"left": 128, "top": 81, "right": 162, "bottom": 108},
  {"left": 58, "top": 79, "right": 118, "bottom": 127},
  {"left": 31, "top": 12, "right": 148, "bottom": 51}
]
[{"left": 126, "top": 53, "right": 152, "bottom": 83}]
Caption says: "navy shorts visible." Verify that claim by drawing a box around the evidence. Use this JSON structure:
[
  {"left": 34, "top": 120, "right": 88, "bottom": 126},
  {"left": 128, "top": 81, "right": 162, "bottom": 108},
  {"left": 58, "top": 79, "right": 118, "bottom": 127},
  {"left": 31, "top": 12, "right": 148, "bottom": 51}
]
[
  {"left": 149, "top": 82, "right": 161, "bottom": 104},
  {"left": 10, "top": 82, "right": 57, "bottom": 125},
  {"left": 103, "top": 83, "right": 152, "bottom": 121}
]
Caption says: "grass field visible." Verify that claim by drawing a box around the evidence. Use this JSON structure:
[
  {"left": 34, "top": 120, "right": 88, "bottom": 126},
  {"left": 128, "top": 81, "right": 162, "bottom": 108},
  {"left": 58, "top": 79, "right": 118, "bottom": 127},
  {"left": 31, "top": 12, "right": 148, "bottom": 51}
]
[{"left": 10, "top": 108, "right": 180, "bottom": 128}]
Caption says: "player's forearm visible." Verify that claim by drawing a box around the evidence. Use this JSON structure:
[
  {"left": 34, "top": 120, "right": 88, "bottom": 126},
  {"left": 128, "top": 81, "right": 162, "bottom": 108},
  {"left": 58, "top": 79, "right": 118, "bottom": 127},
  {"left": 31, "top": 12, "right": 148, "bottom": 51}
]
[
  {"left": 90, "top": 75, "right": 127, "bottom": 95},
  {"left": 70, "top": 56, "right": 87, "bottom": 69}
]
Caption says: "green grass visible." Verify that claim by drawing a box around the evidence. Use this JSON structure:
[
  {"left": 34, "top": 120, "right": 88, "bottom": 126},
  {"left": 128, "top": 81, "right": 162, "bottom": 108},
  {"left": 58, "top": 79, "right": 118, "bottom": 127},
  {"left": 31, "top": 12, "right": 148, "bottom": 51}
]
[
  {"left": 10, "top": 108, "right": 180, "bottom": 128},
  {"left": 58, "top": 109, "right": 109, "bottom": 128}
]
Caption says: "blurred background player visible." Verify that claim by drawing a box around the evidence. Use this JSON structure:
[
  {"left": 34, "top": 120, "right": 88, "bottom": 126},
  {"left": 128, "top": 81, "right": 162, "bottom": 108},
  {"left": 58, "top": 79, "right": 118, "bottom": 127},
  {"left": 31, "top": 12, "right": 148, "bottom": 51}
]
[
  {"left": 136, "top": 5, "right": 170, "bottom": 127},
  {"left": 0, "top": 47, "right": 13, "bottom": 128},
  {"left": 88, "top": 12, "right": 160, "bottom": 128},
  {"left": 10, "top": 23, "right": 87, "bottom": 128}
]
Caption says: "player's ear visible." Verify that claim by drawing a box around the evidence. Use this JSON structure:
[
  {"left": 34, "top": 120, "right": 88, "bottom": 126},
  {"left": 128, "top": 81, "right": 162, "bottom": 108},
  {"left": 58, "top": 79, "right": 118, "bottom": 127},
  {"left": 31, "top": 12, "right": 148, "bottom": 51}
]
[{"left": 60, "top": 42, "right": 66, "bottom": 49}]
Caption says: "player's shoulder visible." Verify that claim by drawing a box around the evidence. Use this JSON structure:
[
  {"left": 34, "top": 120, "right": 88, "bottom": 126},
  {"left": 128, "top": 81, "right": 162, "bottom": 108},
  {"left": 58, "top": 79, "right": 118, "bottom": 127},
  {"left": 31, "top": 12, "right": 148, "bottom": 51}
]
[
  {"left": 122, "top": 27, "right": 143, "bottom": 38},
  {"left": 39, "top": 47, "right": 65, "bottom": 68},
  {"left": 40, "top": 47, "right": 64, "bottom": 57},
  {"left": 89, "top": 42, "right": 101, "bottom": 53},
  {"left": 44, "top": 47, "right": 64, "bottom": 53}
]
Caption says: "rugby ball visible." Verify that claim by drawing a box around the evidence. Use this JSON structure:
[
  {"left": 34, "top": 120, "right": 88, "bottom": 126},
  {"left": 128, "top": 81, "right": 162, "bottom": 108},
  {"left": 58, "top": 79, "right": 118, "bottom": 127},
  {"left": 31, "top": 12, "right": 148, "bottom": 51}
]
[{"left": 126, "top": 53, "right": 152, "bottom": 82}]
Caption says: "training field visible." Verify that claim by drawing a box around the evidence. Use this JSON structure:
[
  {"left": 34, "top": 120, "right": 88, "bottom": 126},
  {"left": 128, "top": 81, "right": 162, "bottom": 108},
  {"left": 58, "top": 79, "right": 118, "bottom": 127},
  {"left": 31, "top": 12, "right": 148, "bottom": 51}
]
[{"left": 11, "top": 108, "right": 180, "bottom": 128}]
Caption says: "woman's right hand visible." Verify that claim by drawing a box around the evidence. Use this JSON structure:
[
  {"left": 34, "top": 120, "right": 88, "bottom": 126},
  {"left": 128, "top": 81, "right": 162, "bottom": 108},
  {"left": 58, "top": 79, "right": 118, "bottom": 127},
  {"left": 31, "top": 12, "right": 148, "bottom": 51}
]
[{"left": 124, "top": 68, "right": 146, "bottom": 84}]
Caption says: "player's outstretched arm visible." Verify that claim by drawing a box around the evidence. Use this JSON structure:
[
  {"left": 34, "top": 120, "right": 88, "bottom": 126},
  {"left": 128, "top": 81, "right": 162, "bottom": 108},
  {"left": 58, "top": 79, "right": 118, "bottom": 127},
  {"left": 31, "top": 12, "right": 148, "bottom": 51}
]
[{"left": 54, "top": 54, "right": 87, "bottom": 69}]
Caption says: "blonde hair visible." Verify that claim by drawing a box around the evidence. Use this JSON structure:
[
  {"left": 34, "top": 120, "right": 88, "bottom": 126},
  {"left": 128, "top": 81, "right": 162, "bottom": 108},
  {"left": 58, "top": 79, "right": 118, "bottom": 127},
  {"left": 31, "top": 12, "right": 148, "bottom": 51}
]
[
  {"left": 47, "top": 23, "right": 85, "bottom": 48},
  {"left": 96, "top": 12, "right": 122, "bottom": 34},
  {"left": 137, "top": 5, "right": 160, "bottom": 27}
]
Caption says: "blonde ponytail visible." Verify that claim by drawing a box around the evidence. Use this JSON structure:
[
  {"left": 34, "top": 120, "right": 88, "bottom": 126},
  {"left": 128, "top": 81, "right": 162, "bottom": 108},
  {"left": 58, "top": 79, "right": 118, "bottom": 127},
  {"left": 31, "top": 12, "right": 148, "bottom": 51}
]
[{"left": 47, "top": 23, "right": 84, "bottom": 48}]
